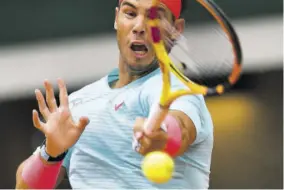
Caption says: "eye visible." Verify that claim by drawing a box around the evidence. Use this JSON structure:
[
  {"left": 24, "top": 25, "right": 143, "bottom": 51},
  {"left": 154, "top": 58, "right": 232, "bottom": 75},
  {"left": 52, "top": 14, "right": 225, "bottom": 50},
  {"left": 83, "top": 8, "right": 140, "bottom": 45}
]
[{"left": 125, "top": 11, "right": 137, "bottom": 18}]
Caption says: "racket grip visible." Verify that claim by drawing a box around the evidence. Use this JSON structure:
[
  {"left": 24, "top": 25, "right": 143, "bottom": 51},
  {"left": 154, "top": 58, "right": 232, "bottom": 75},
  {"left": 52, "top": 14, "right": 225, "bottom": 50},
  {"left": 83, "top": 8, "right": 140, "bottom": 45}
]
[{"left": 143, "top": 104, "right": 169, "bottom": 133}]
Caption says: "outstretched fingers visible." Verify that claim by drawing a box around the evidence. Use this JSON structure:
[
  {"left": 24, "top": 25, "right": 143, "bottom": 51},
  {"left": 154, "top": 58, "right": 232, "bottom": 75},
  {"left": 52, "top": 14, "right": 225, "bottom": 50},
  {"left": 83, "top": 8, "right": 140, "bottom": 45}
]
[
  {"left": 77, "top": 116, "right": 90, "bottom": 133},
  {"left": 32, "top": 109, "right": 45, "bottom": 133},
  {"left": 35, "top": 89, "right": 50, "bottom": 121},
  {"left": 44, "top": 80, "right": 58, "bottom": 112},
  {"left": 58, "top": 78, "right": 69, "bottom": 108}
]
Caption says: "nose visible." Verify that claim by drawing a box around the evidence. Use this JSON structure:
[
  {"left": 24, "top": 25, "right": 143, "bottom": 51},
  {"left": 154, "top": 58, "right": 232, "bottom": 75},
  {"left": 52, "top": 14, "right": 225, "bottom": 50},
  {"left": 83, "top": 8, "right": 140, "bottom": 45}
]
[{"left": 132, "top": 16, "right": 146, "bottom": 36}]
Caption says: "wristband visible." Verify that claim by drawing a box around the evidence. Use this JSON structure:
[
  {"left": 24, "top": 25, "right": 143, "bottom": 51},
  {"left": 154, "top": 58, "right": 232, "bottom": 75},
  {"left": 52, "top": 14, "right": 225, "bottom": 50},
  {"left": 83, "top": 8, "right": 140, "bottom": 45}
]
[
  {"left": 40, "top": 140, "right": 68, "bottom": 162},
  {"left": 162, "top": 115, "right": 182, "bottom": 156},
  {"left": 22, "top": 153, "right": 63, "bottom": 189}
]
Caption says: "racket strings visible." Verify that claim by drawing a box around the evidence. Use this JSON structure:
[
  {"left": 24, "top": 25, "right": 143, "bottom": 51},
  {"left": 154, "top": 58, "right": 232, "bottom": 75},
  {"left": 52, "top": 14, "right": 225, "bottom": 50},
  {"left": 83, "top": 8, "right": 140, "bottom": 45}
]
[{"left": 160, "top": 18, "right": 235, "bottom": 86}]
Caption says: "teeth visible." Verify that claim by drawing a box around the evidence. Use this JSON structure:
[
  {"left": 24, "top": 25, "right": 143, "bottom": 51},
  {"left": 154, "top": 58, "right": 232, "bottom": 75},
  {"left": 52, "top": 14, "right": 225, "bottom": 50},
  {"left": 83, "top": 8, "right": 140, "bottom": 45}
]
[
  {"left": 135, "top": 51, "right": 146, "bottom": 55},
  {"left": 133, "top": 44, "right": 145, "bottom": 47},
  {"left": 132, "top": 43, "right": 146, "bottom": 48}
]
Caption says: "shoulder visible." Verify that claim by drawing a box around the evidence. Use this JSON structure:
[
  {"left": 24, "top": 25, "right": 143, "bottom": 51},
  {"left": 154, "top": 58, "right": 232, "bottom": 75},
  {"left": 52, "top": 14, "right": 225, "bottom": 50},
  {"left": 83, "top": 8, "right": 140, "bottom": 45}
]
[{"left": 68, "top": 76, "right": 107, "bottom": 103}]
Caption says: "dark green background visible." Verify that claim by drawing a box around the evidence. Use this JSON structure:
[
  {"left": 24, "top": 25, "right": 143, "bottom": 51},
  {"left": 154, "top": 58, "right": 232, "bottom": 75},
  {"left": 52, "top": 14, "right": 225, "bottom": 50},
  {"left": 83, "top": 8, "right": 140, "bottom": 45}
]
[{"left": 0, "top": 0, "right": 282, "bottom": 46}]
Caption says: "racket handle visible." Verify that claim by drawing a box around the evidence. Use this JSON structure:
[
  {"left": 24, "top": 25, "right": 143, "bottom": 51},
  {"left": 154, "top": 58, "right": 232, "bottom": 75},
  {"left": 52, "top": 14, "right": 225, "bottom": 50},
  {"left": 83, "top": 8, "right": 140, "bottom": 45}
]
[{"left": 143, "top": 104, "right": 169, "bottom": 133}]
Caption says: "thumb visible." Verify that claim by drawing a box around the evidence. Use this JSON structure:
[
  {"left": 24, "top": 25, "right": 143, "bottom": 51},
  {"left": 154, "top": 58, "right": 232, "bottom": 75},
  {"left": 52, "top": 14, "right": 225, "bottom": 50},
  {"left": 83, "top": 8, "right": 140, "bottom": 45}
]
[
  {"left": 77, "top": 116, "right": 90, "bottom": 133},
  {"left": 145, "top": 130, "right": 168, "bottom": 141},
  {"left": 133, "top": 117, "right": 146, "bottom": 140},
  {"left": 32, "top": 109, "right": 45, "bottom": 133}
]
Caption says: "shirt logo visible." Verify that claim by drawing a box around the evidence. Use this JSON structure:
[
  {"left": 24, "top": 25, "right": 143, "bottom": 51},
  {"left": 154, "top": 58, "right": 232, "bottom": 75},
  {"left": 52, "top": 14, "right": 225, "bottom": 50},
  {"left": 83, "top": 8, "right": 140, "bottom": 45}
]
[{"left": 114, "top": 101, "right": 125, "bottom": 111}]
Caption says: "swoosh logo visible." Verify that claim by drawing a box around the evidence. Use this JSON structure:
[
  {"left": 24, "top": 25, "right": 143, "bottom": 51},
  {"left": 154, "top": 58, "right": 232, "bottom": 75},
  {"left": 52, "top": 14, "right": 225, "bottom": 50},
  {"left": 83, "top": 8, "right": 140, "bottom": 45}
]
[{"left": 114, "top": 101, "right": 124, "bottom": 111}]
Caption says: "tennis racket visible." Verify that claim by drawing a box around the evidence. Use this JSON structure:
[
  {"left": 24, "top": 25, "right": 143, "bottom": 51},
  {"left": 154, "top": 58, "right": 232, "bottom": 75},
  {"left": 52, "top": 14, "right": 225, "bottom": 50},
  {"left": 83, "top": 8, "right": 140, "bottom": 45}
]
[{"left": 143, "top": 0, "right": 243, "bottom": 133}]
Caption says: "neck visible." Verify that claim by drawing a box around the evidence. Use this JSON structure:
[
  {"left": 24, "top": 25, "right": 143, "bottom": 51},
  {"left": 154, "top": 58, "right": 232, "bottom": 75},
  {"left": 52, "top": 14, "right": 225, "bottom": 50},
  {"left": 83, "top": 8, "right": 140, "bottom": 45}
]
[{"left": 113, "top": 56, "right": 159, "bottom": 88}]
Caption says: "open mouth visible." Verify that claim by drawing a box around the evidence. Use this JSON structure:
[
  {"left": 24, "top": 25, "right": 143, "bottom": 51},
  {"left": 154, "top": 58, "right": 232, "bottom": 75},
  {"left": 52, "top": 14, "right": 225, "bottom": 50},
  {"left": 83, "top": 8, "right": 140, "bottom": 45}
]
[{"left": 130, "top": 43, "right": 148, "bottom": 57}]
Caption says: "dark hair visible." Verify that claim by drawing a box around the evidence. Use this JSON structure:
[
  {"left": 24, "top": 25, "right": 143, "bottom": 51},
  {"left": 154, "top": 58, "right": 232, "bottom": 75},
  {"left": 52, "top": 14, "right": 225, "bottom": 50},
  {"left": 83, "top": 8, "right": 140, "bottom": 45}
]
[
  {"left": 117, "top": 0, "right": 186, "bottom": 22},
  {"left": 117, "top": 0, "right": 187, "bottom": 14}
]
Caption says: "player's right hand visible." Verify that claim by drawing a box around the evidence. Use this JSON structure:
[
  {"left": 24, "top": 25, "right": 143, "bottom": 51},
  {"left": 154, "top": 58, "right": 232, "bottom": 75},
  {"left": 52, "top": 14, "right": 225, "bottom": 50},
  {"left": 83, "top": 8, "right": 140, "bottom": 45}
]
[{"left": 32, "top": 79, "right": 89, "bottom": 157}]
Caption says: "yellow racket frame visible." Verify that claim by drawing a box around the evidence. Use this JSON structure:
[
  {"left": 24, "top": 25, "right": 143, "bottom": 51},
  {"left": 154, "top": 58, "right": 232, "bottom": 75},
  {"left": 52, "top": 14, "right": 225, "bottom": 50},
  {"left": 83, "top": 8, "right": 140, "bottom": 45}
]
[
  {"left": 148, "top": 0, "right": 242, "bottom": 108},
  {"left": 143, "top": 0, "right": 242, "bottom": 132}
]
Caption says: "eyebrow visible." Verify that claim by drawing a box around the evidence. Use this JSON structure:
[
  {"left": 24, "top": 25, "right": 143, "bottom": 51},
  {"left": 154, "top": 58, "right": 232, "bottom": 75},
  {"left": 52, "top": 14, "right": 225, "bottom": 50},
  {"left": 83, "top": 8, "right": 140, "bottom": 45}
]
[
  {"left": 120, "top": 1, "right": 166, "bottom": 13},
  {"left": 121, "top": 1, "right": 137, "bottom": 9}
]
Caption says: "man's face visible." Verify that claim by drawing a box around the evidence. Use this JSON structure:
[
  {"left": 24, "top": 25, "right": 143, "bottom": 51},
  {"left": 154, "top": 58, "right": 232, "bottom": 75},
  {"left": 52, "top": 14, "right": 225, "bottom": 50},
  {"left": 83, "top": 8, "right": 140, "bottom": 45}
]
[{"left": 115, "top": 0, "right": 184, "bottom": 70}]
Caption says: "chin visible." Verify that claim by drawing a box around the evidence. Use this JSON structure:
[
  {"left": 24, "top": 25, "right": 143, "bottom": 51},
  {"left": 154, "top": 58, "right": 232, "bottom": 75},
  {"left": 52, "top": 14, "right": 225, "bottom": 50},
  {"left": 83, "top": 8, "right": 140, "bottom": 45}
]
[{"left": 127, "top": 61, "right": 148, "bottom": 70}]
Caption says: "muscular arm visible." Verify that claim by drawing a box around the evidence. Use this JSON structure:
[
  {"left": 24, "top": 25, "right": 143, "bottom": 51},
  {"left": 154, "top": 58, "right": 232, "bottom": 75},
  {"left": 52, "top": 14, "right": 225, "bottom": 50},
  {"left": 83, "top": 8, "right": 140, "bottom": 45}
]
[
  {"left": 15, "top": 155, "right": 66, "bottom": 189},
  {"left": 140, "top": 78, "right": 205, "bottom": 157},
  {"left": 169, "top": 110, "right": 197, "bottom": 157}
]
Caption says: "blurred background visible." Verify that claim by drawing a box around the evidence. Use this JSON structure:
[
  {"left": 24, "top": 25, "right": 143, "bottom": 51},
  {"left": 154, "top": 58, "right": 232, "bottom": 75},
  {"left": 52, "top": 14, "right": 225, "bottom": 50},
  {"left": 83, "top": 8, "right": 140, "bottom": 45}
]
[{"left": 0, "top": 0, "right": 282, "bottom": 189}]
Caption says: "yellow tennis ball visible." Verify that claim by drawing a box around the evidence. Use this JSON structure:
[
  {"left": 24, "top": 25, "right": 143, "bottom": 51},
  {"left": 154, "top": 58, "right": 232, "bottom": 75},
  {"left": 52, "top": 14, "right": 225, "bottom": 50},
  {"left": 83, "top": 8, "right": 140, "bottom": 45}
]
[{"left": 141, "top": 151, "right": 174, "bottom": 184}]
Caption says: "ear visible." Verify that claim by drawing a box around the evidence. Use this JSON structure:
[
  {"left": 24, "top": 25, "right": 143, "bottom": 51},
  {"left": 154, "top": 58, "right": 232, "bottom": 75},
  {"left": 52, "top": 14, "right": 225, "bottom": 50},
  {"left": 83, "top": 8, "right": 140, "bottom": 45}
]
[
  {"left": 168, "top": 18, "right": 185, "bottom": 43},
  {"left": 174, "top": 18, "right": 185, "bottom": 34},
  {"left": 114, "top": 7, "right": 119, "bottom": 30}
]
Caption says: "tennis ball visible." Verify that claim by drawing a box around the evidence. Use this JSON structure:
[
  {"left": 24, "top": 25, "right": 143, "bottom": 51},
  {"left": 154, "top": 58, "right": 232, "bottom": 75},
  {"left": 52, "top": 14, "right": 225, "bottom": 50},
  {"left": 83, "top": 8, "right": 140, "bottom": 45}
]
[{"left": 141, "top": 151, "right": 174, "bottom": 184}]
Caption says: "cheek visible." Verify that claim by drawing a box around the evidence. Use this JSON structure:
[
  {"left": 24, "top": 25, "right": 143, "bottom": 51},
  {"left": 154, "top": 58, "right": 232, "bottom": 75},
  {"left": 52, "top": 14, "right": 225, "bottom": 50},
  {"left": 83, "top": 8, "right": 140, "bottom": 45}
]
[
  {"left": 117, "top": 17, "right": 132, "bottom": 34},
  {"left": 117, "top": 24, "right": 130, "bottom": 44},
  {"left": 116, "top": 23, "right": 131, "bottom": 56}
]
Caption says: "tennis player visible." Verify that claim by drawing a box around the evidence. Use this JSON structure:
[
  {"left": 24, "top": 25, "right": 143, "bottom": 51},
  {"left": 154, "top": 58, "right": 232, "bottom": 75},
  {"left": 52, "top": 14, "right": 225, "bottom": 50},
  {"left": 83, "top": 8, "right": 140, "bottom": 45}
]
[{"left": 16, "top": 0, "right": 214, "bottom": 189}]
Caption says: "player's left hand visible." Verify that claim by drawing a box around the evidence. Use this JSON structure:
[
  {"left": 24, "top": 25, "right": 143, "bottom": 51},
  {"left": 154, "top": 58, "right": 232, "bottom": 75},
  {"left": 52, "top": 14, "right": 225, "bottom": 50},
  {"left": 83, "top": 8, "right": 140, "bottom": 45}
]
[{"left": 133, "top": 117, "right": 168, "bottom": 156}]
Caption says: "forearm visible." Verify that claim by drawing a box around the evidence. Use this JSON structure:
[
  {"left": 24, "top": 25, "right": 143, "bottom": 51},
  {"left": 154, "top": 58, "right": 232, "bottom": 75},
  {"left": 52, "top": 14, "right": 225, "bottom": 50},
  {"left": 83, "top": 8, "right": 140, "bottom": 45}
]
[
  {"left": 133, "top": 110, "right": 197, "bottom": 157},
  {"left": 16, "top": 159, "right": 29, "bottom": 189},
  {"left": 168, "top": 110, "right": 197, "bottom": 156},
  {"left": 15, "top": 152, "right": 65, "bottom": 189}
]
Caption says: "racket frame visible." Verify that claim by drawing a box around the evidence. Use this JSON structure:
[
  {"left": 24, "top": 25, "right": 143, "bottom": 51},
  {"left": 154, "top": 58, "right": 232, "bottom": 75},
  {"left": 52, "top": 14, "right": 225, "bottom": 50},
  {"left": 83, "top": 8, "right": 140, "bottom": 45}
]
[{"left": 143, "top": 0, "right": 242, "bottom": 132}]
